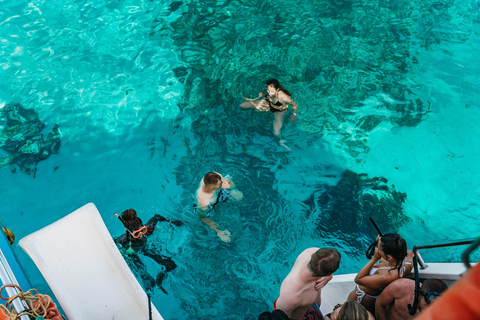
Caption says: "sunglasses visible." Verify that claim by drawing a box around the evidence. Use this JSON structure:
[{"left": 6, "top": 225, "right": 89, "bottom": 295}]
[{"left": 420, "top": 290, "right": 443, "bottom": 305}]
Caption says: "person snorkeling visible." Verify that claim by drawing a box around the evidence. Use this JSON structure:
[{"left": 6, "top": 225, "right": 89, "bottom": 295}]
[{"left": 115, "top": 208, "right": 183, "bottom": 293}]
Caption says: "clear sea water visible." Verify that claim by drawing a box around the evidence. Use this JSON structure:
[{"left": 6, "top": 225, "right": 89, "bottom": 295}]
[{"left": 1, "top": 0, "right": 480, "bottom": 318}]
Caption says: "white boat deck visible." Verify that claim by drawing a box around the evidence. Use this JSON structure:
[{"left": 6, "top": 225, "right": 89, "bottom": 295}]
[{"left": 320, "top": 262, "right": 469, "bottom": 314}]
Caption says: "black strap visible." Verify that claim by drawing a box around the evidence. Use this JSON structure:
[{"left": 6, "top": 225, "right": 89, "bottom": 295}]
[
  {"left": 408, "top": 255, "right": 420, "bottom": 315},
  {"left": 366, "top": 240, "right": 378, "bottom": 259},
  {"left": 148, "top": 293, "right": 152, "bottom": 320}
]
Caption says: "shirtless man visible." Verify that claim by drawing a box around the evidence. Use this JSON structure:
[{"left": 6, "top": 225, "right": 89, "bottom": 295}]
[
  {"left": 195, "top": 172, "right": 242, "bottom": 242},
  {"left": 375, "top": 278, "right": 447, "bottom": 320},
  {"left": 275, "top": 247, "right": 341, "bottom": 320}
]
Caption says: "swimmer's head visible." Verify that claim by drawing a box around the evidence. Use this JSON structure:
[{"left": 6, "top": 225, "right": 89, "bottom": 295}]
[
  {"left": 308, "top": 247, "right": 341, "bottom": 277},
  {"left": 203, "top": 172, "right": 222, "bottom": 190},
  {"left": 378, "top": 233, "right": 407, "bottom": 268},
  {"left": 121, "top": 209, "right": 137, "bottom": 221},
  {"left": 121, "top": 209, "right": 144, "bottom": 234},
  {"left": 337, "top": 301, "right": 369, "bottom": 320},
  {"left": 265, "top": 79, "right": 291, "bottom": 96},
  {"left": 417, "top": 279, "right": 448, "bottom": 312}
]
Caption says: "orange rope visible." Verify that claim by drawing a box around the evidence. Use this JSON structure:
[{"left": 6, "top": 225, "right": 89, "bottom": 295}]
[{"left": 0, "top": 284, "right": 56, "bottom": 320}]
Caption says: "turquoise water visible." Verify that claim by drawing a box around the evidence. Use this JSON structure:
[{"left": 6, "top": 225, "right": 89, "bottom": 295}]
[{"left": 1, "top": 0, "right": 480, "bottom": 318}]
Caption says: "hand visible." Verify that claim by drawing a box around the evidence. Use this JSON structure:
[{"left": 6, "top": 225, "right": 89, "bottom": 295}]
[
  {"left": 314, "top": 274, "right": 333, "bottom": 291},
  {"left": 217, "top": 229, "right": 231, "bottom": 243},
  {"left": 221, "top": 179, "right": 232, "bottom": 189},
  {"left": 155, "top": 214, "right": 167, "bottom": 222},
  {"left": 289, "top": 113, "right": 297, "bottom": 122},
  {"left": 373, "top": 247, "right": 382, "bottom": 261}
]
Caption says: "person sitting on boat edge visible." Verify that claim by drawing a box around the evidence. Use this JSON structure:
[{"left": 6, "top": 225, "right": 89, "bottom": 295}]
[
  {"left": 195, "top": 171, "right": 243, "bottom": 243},
  {"left": 115, "top": 208, "right": 183, "bottom": 293},
  {"left": 275, "top": 247, "right": 341, "bottom": 320},
  {"left": 375, "top": 278, "right": 447, "bottom": 320},
  {"left": 346, "top": 233, "right": 414, "bottom": 315}
]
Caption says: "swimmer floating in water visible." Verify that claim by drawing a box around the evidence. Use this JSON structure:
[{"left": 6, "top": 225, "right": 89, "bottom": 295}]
[
  {"left": 115, "top": 209, "right": 183, "bottom": 293},
  {"left": 241, "top": 79, "right": 298, "bottom": 139},
  {"left": 195, "top": 172, "right": 243, "bottom": 243}
]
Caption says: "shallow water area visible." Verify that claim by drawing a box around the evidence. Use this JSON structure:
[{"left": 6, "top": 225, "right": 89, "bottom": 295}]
[{"left": 1, "top": 0, "right": 480, "bottom": 318}]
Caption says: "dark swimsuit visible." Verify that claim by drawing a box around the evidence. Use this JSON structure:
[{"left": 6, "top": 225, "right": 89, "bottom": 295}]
[{"left": 265, "top": 95, "right": 285, "bottom": 113}]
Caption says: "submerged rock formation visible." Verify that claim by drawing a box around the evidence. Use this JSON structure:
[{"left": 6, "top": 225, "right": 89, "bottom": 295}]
[{"left": 0, "top": 103, "right": 61, "bottom": 175}]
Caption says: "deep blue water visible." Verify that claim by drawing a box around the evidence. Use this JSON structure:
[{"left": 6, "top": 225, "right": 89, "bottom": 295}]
[{"left": 1, "top": 0, "right": 480, "bottom": 318}]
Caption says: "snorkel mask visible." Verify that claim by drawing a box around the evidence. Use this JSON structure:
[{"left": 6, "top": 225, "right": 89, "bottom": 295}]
[{"left": 114, "top": 213, "right": 147, "bottom": 240}]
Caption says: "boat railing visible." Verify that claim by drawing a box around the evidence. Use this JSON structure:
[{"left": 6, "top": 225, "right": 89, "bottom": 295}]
[
  {"left": 0, "top": 248, "right": 31, "bottom": 320},
  {"left": 413, "top": 238, "right": 478, "bottom": 270}
]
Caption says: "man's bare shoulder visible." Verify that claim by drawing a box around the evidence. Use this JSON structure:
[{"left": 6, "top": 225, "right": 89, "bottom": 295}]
[
  {"left": 386, "top": 278, "right": 415, "bottom": 294},
  {"left": 292, "top": 248, "right": 319, "bottom": 265},
  {"left": 300, "top": 247, "right": 320, "bottom": 256}
]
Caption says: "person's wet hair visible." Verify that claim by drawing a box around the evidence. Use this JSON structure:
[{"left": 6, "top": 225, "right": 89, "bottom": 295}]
[
  {"left": 308, "top": 248, "right": 341, "bottom": 277},
  {"left": 258, "top": 309, "right": 289, "bottom": 320},
  {"left": 203, "top": 172, "right": 222, "bottom": 186},
  {"left": 380, "top": 233, "right": 407, "bottom": 271},
  {"left": 265, "top": 79, "right": 292, "bottom": 96},
  {"left": 337, "top": 301, "right": 369, "bottom": 320},
  {"left": 121, "top": 209, "right": 143, "bottom": 231},
  {"left": 420, "top": 278, "right": 448, "bottom": 305}
]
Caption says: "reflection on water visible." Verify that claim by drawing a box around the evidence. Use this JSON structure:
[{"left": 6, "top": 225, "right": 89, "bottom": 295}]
[{"left": 1, "top": 0, "right": 479, "bottom": 318}]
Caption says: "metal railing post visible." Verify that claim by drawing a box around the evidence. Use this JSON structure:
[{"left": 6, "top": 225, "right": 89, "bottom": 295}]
[{"left": 412, "top": 238, "right": 477, "bottom": 270}]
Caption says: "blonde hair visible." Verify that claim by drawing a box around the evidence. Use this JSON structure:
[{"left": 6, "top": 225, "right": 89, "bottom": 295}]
[{"left": 337, "top": 301, "right": 368, "bottom": 320}]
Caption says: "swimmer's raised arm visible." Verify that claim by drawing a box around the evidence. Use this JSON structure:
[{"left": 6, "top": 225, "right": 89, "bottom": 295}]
[
  {"left": 279, "top": 92, "right": 297, "bottom": 122},
  {"left": 244, "top": 92, "right": 265, "bottom": 101},
  {"left": 201, "top": 217, "right": 231, "bottom": 242}
]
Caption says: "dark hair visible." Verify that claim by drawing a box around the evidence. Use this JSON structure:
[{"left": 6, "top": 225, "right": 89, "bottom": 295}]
[
  {"left": 298, "top": 309, "right": 324, "bottom": 320},
  {"left": 203, "top": 172, "right": 222, "bottom": 186},
  {"left": 265, "top": 79, "right": 292, "bottom": 96},
  {"left": 308, "top": 248, "right": 341, "bottom": 277},
  {"left": 380, "top": 233, "right": 407, "bottom": 272},
  {"left": 421, "top": 278, "right": 448, "bottom": 293},
  {"left": 337, "top": 301, "right": 369, "bottom": 320},
  {"left": 258, "top": 309, "right": 289, "bottom": 320},
  {"left": 121, "top": 209, "right": 143, "bottom": 232}
]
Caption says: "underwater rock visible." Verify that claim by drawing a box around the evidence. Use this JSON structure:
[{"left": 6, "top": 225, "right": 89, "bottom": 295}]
[
  {"left": 0, "top": 103, "right": 61, "bottom": 175},
  {"left": 306, "top": 170, "right": 410, "bottom": 247}
]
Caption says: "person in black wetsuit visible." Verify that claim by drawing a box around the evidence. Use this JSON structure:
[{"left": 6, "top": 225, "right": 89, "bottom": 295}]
[
  {"left": 115, "top": 208, "right": 183, "bottom": 293},
  {"left": 241, "top": 79, "right": 298, "bottom": 137}
]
